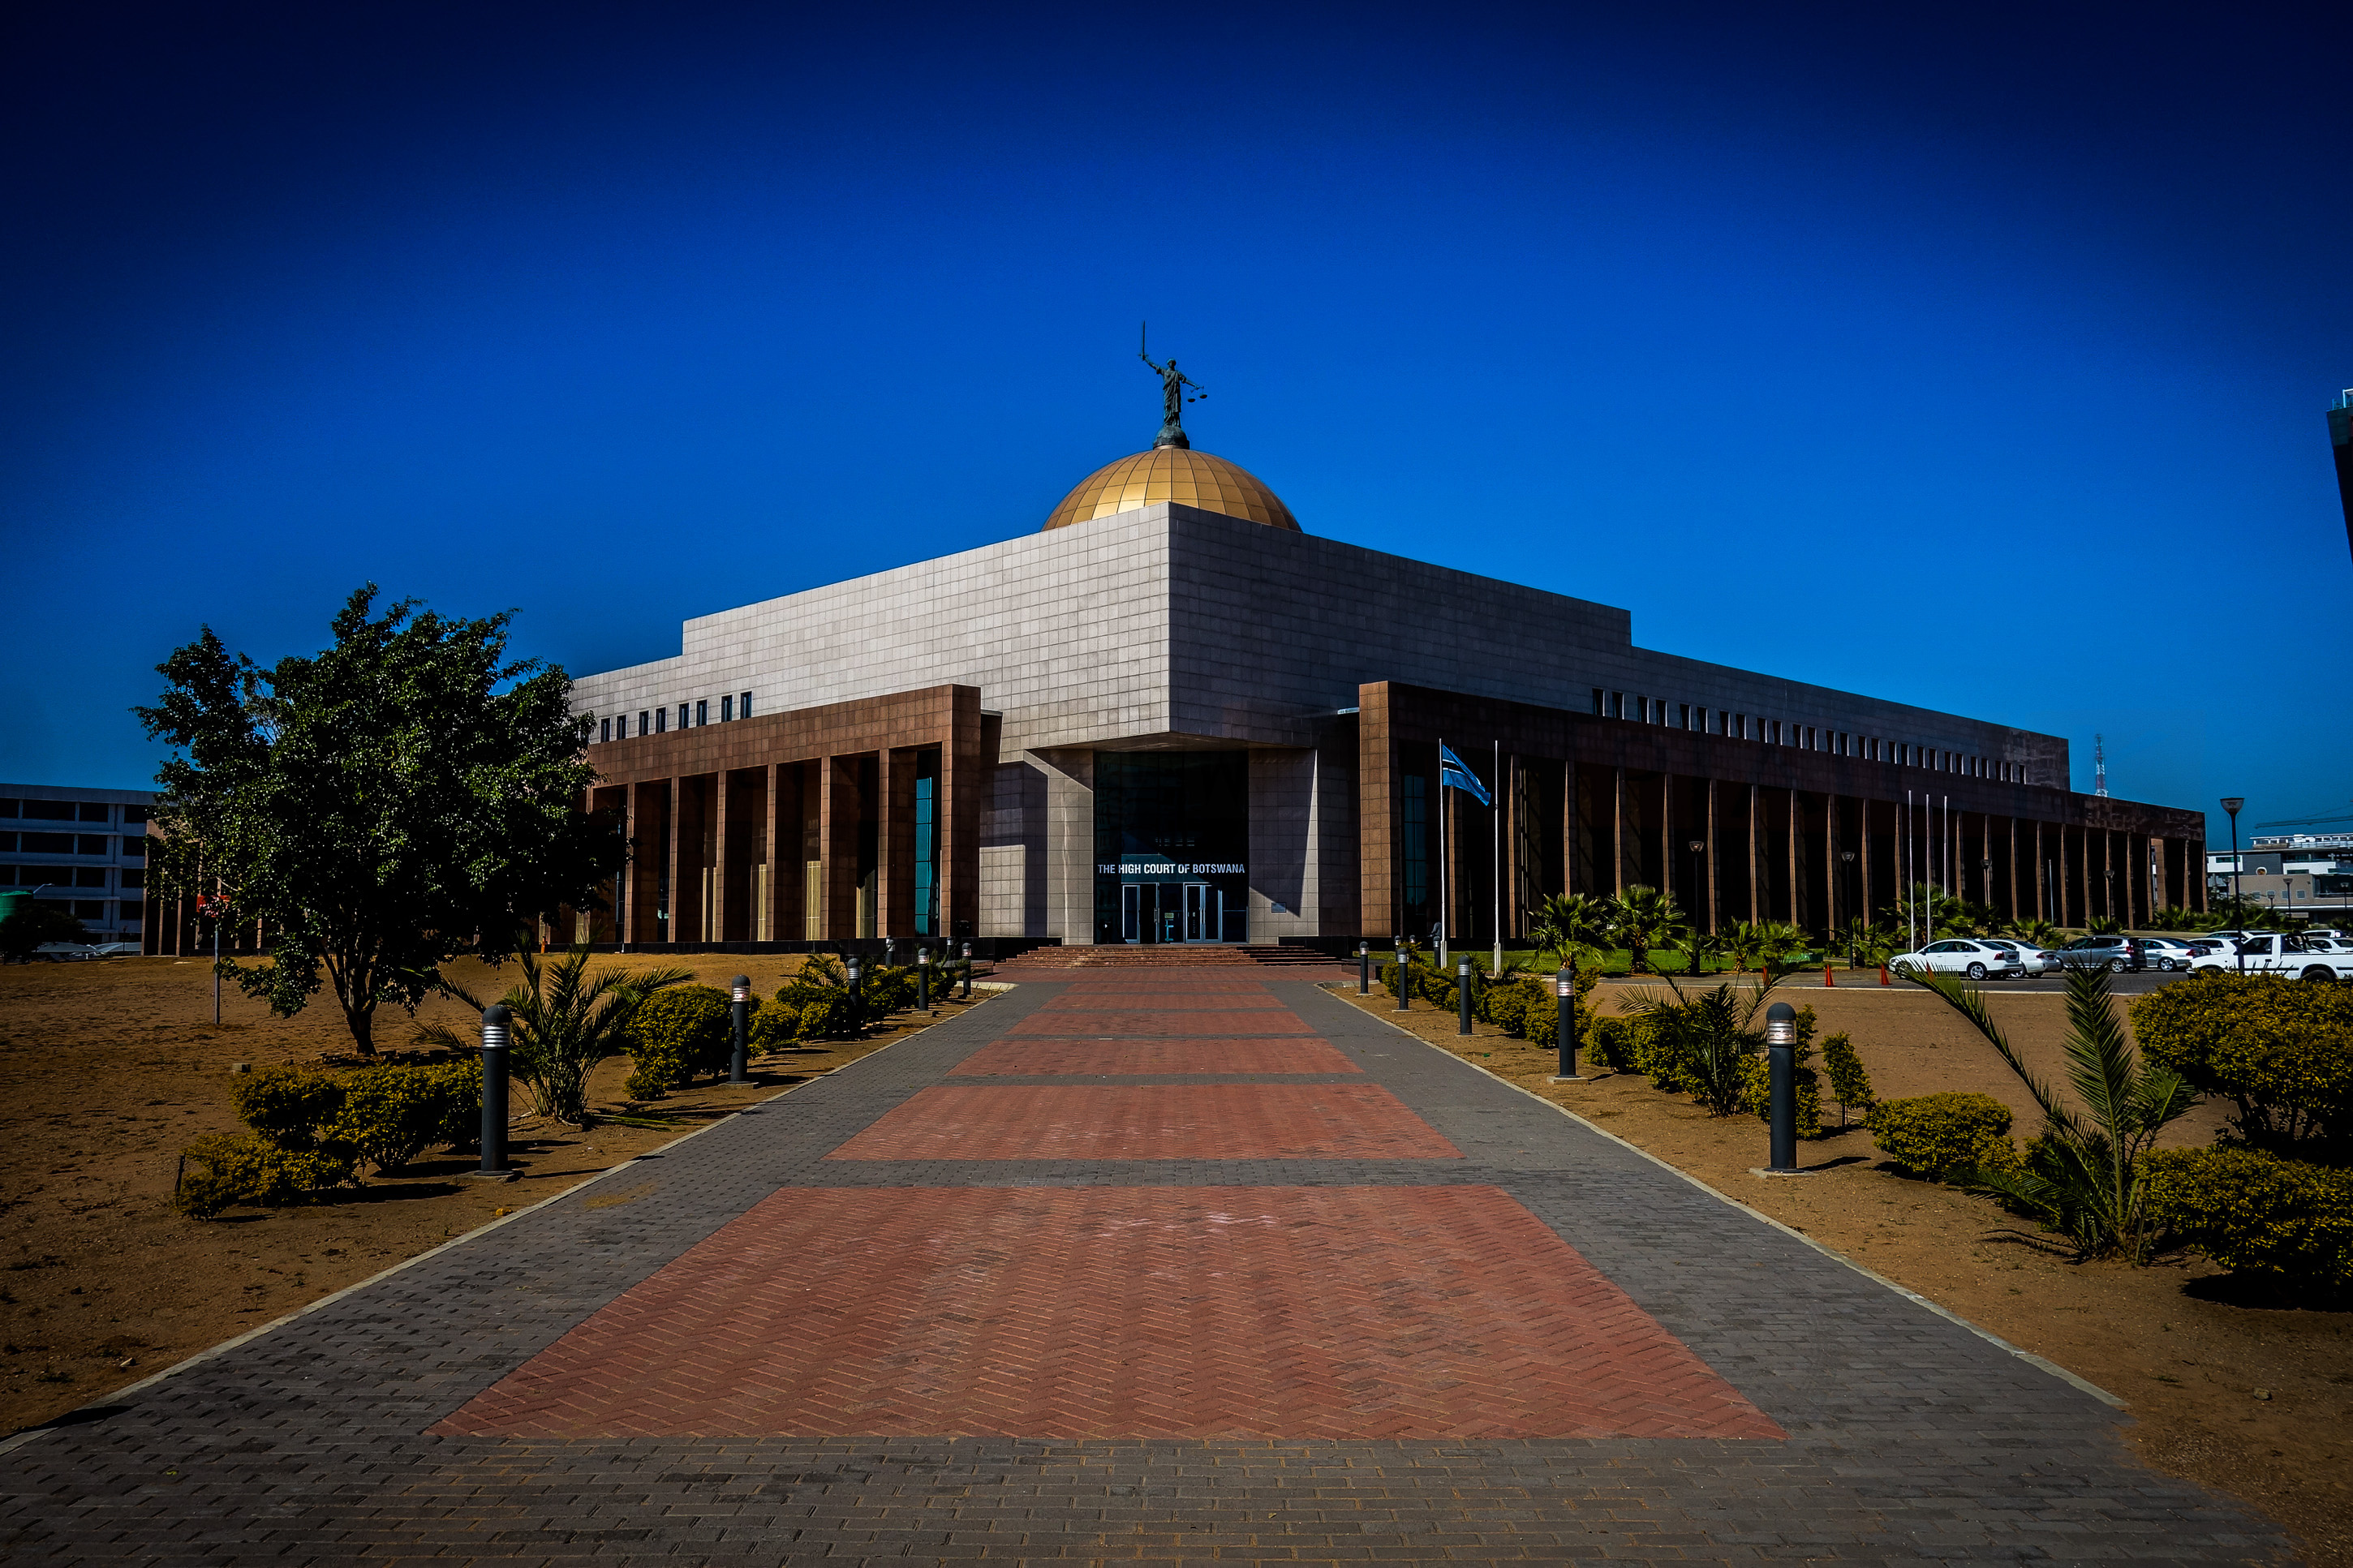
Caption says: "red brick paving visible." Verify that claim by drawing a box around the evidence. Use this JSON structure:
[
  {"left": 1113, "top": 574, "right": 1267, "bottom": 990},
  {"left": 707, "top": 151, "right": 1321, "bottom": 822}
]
[
  {"left": 1036, "top": 991, "right": 1290, "bottom": 1012},
  {"left": 1009, "top": 1009, "right": 1312, "bottom": 1036},
  {"left": 823, "top": 1083, "right": 1460, "bottom": 1161},
  {"left": 950, "top": 1035, "right": 1361, "bottom": 1076},
  {"left": 431, "top": 1185, "right": 1783, "bottom": 1441}
]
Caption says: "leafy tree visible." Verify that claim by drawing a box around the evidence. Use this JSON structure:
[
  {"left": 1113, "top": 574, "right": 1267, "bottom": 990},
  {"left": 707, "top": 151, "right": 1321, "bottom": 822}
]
[
  {"left": 0, "top": 902, "right": 87, "bottom": 962},
  {"left": 418, "top": 947, "right": 693, "bottom": 1123},
  {"left": 1747, "top": 919, "right": 1810, "bottom": 982},
  {"left": 138, "top": 586, "right": 620, "bottom": 1055},
  {"left": 1906, "top": 964, "right": 2198, "bottom": 1261},
  {"left": 1608, "top": 884, "right": 1688, "bottom": 975}
]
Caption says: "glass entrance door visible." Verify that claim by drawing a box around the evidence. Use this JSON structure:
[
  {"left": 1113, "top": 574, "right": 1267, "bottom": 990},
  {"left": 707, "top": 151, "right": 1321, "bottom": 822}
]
[
  {"left": 1181, "top": 883, "right": 1217, "bottom": 943},
  {"left": 1121, "top": 883, "right": 1142, "bottom": 943}
]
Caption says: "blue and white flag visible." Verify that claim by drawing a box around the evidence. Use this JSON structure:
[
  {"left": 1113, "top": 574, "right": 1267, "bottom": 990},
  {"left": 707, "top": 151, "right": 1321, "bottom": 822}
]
[{"left": 1438, "top": 742, "right": 1491, "bottom": 806}]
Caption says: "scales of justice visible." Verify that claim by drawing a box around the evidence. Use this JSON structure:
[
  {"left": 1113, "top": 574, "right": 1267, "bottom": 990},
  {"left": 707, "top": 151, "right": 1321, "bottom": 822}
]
[{"left": 1139, "top": 322, "right": 1205, "bottom": 449}]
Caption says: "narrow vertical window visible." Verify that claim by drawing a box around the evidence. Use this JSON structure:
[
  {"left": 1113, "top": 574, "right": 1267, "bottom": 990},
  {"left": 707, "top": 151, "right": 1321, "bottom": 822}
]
[
  {"left": 1592, "top": 688, "right": 1604, "bottom": 716},
  {"left": 1678, "top": 702, "right": 1690, "bottom": 730},
  {"left": 600, "top": 718, "right": 611, "bottom": 743},
  {"left": 656, "top": 708, "right": 666, "bottom": 734},
  {"left": 695, "top": 700, "right": 708, "bottom": 728},
  {"left": 678, "top": 703, "right": 689, "bottom": 731},
  {"left": 740, "top": 690, "right": 752, "bottom": 718},
  {"left": 721, "top": 695, "right": 733, "bottom": 723}
]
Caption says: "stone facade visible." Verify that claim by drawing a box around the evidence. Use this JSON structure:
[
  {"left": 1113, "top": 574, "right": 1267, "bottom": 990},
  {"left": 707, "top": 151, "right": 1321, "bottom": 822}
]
[{"left": 565, "top": 503, "right": 2199, "bottom": 946}]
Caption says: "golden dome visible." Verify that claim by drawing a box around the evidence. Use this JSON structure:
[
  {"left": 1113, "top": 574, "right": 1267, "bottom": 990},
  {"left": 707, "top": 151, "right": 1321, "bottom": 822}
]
[{"left": 1042, "top": 445, "right": 1300, "bottom": 532}]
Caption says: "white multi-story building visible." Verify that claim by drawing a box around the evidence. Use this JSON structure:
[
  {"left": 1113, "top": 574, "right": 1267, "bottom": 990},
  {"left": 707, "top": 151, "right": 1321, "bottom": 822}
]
[{"left": 1, "top": 784, "right": 155, "bottom": 939}]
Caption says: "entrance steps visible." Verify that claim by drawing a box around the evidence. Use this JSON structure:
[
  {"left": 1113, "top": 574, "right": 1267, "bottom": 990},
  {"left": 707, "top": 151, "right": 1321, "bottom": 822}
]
[{"left": 996, "top": 944, "right": 1347, "bottom": 970}]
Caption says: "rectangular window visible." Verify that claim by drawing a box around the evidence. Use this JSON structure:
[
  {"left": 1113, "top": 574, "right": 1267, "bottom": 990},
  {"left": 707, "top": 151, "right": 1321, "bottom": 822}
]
[
  {"left": 913, "top": 747, "right": 940, "bottom": 936},
  {"left": 638, "top": 712, "right": 649, "bottom": 736},
  {"left": 1732, "top": 714, "right": 1745, "bottom": 739},
  {"left": 118, "top": 902, "right": 142, "bottom": 924},
  {"left": 721, "top": 695, "right": 733, "bottom": 723},
  {"left": 740, "top": 690, "right": 752, "bottom": 718},
  {"left": 78, "top": 803, "right": 108, "bottom": 823},
  {"left": 0, "top": 799, "right": 15, "bottom": 817},
  {"left": 123, "top": 836, "right": 147, "bottom": 860},
  {"left": 23, "top": 800, "right": 71, "bottom": 821},
  {"left": 76, "top": 836, "right": 108, "bottom": 856},
  {"left": 119, "top": 867, "right": 144, "bottom": 889},
  {"left": 21, "top": 831, "right": 69, "bottom": 853},
  {"left": 1613, "top": 692, "right": 1627, "bottom": 719},
  {"left": 1678, "top": 702, "right": 1690, "bottom": 730},
  {"left": 1592, "top": 688, "right": 1604, "bottom": 716},
  {"left": 1768, "top": 720, "right": 1782, "bottom": 745},
  {"left": 678, "top": 703, "right": 690, "bottom": 731},
  {"left": 121, "top": 805, "right": 148, "bottom": 824},
  {"left": 654, "top": 708, "right": 666, "bottom": 734},
  {"left": 72, "top": 867, "right": 108, "bottom": 888},
  {"left": 695, "top": 699, "right": 708, "bottom": 727},
  {"left": 72, "top": 900, "right": 105, "bottom": 921},
  {"left": 599, "top": 718, "right": 611, "bottom": 743}
]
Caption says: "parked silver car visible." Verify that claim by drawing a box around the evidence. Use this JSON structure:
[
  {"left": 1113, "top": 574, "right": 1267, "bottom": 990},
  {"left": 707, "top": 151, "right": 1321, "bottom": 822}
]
[
  {"left": 2057, "top": 934, "right": 2144, "bottom": 973},
  {"left": 2136, "top": 937, "right": 2201, "bottom": 972}
]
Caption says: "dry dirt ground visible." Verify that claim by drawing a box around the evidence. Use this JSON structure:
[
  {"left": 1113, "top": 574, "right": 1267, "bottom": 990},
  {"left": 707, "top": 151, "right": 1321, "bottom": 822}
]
[
  {"left": 0, "top": 952, "right": 992, "bottom": 1441},
  {"left": 1334, "top": 977, "right": 2353, "bottom": 1568}
]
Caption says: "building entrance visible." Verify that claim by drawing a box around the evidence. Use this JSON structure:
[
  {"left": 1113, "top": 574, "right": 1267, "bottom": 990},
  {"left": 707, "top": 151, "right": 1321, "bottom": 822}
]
[
  {"left": 1095, "top": 750, "right": 1250, "bottom": 944},
  {"left": 1118, "top": 881, "right": 1224, "bottom": 943}
]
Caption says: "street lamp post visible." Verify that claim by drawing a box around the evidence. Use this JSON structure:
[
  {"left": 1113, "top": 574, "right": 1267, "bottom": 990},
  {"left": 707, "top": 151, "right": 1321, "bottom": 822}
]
[
  {"left": 1764, "top": 1003, "right": 1799, "bottom": 1174},
  {"left": 2222, "top": 797, "right": 2245, "bottom": 973},
  {"left": 1685, "top": 839, "right": 1706, "bottom": 976}
]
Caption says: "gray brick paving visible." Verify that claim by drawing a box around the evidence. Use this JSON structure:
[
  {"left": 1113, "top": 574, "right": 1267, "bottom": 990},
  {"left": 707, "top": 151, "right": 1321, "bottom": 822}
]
[{"left": 0, "top": 978, "right": 2290, "bottom": 1566}]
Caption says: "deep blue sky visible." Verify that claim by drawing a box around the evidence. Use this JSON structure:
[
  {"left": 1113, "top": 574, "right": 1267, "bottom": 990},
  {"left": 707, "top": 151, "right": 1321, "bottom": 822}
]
[{"left": 6, "top": 2, "right": 2348, "bottom": 839}]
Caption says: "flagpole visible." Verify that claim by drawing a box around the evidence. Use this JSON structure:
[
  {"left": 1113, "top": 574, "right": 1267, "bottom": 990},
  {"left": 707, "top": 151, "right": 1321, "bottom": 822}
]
[
  {"left": 1437, "top": 737, "right": 1451, "bottom": 970},
  {"left": 1492, "top": 739, "right": 1503, "bottom": 975}
]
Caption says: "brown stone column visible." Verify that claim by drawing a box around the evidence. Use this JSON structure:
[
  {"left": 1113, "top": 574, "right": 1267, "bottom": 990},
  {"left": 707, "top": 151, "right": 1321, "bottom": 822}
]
[
  {"left": 819, "top": 754, "right": 861, "bottom": 940},
  {"left": 710, "top": 775, "right": 730, "bottom": 944},
  {"left": 1704, "top": 778, "right": 1720, "bottom": 934},
  {"left": 1356, "top": 685, "right": 1396, "bottom": 939},
  {"left": 1611, "top": 767, "right": 1626, "bottom": 896},
  {"left": 942, "top": 702, "right": 983, "bottom": 943},
  {"left": 1746, "top": 784, "right": 1762, "bottom": 924}
]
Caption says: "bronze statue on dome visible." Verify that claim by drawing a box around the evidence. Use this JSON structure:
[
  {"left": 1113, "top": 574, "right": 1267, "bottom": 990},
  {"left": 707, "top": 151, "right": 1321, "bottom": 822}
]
[{"left": 1139, "top": 322, "right": 1203, "bottom": 449}]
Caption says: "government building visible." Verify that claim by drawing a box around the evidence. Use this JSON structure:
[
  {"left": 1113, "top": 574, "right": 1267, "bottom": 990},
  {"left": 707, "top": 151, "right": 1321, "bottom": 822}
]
[{"left": 565, "top": 389, "right": 2206, "bottom": 953}]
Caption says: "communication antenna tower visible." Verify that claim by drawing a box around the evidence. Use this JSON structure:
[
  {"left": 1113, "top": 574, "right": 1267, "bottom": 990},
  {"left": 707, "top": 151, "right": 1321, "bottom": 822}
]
[{"left": 2093, "top": 734, "right": 2108, "bottom": 798}]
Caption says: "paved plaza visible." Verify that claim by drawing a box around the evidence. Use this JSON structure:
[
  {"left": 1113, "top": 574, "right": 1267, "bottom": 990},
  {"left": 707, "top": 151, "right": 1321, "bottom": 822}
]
[{"left": 1, "top": 973, "right": 2288, "bottom": 1566}]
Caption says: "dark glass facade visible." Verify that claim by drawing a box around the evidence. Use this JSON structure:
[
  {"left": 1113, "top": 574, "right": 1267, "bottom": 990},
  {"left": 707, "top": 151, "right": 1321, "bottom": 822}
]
[
  {"left": 1093, "top": 750, "right": 1250, "bottom": 943},
  {"left": 914, "top": 746, "right": 940, "bottom": 936}
]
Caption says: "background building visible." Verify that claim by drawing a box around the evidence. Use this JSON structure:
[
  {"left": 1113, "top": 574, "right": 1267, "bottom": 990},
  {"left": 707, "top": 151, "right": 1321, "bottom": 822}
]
[
  {"left": 0, "top": 784, "right": 154, "bottom": 940},
  {"left": 563, "top": 422, "right": 2206, "bottom": 952}
]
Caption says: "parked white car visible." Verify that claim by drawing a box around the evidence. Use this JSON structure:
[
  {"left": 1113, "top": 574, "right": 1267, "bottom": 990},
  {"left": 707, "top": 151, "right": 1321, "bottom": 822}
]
[
  {"left": 2186, "top": 934, "right": 2353, "bottom": 982},
  {"left": 1976, "top": 939, "right": 2063, "bottom": 975},
  {"left": 1892, "top": 939, "right": 2028, "bottom": 981}
]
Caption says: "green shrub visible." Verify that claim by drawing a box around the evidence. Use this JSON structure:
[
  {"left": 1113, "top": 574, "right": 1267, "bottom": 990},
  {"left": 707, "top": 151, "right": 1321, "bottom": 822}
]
[
  {"left": 1739, "top": 1055, "right": 1824, "bottom": 1138},
  {"left": 1820, "top": 1032, "right": 1874, "bottom": 1127},
  {"left": 174, "top": 1133, "right": 354, "bottom": 1218},
  {"left": 230, "top": 1067, "right": 348, "bottom": 1151},
  {"left": 1585, "top": 1014, "right": 1638, "bottom": 1069},
  {"left": 329, "top": 1060, "right": 479, "bottom": 1173},
  {"left": 624, "top": 985, "right": 732, "bottom": 1099},
  {"left": 748, "top": 997, "right": 800, "bottom": 1052},
  {"left": 2141, "top": 1145, "right": 2353, "bottom": 1291},
  {"left": 2130, "top": 973, "right": 2353, "bottom": 1158},
  {"left": 1867, "top": 1092, "right": 2017, "bottom": 1179},
  {"left": 795, "top": 990, "right": 858, "bottom": 1041},
  {"left": 1486, "top": 980, "right": 1529, "bottom": 1037}
]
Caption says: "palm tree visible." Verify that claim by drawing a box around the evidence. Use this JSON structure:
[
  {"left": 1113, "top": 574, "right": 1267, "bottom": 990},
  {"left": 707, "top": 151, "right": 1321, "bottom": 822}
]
[
  {"left": 1905, "top": 964, "right": 2197, "bottom": 1261},
  {"left": 417, "top": 947, "right": 694, "bottom": 1125},
  {"left": 1610, "top": 885, "right": 1688, "bottom": 975},
  {"left": 1527, "top": 893, "right": 1612, "bottom": 970},
  {"left": 1749, "top": 919, "right": 1810, "bottom": 983}
]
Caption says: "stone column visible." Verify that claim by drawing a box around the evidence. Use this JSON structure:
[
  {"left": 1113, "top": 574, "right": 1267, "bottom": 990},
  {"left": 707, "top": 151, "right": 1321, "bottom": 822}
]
[
  {"left": 1704, "top": 778, "right": 1720, "bottom": 934},
  {"left": 710, "top": 774, "right": 731, "bottom": 945},
  {"left": 1611, "top": 766, "right": 1626, "bottom": 896},
  {"left": 819, "top": 754, "right": 861, "bottom": 941}
]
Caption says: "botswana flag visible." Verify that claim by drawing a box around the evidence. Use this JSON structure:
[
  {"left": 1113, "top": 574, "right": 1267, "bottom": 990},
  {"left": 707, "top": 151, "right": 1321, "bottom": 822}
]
[{"left": 1438, "top": 742, "right": 1491, "bottom": 806}]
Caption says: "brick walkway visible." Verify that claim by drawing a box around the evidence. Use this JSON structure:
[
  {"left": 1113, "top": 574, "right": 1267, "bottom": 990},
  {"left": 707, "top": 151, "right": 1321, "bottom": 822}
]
[{"left": 0, "top": 973, "right": 2289, "bottom": 1566}]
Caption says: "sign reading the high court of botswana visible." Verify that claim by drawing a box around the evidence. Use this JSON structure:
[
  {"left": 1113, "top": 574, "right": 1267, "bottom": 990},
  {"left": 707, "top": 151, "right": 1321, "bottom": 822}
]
[{"left": 1101, "top": 861, "right": 1245, "bottom": 877}]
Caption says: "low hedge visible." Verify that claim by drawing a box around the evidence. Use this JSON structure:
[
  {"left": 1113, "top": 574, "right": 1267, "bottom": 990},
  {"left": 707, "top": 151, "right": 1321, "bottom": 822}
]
[
  {"left": 178, "top": 1059, "right": 480, "bottom": 1217},
  {"left": 2141, "top": 1145, "right": 2353, "bottom": 1292},
  {"left": 1866, "top": 1092, "right": 2017, "bottom": 1179},
  {"left": 624, "top": 985, "right": 733, "bottom": 1098}
]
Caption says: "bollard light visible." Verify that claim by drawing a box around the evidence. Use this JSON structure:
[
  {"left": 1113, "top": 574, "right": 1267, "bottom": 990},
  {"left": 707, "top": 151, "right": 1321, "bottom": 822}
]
[
  {"left": 1357, "top": 939, "right": 1370, "bottom": 994},
  {"left": 1551, "top": 964, "right": 1581, "bottom": 1081},
  {"left": 961, "top": 941, "right": 973, "bottom": 999},
  {"left": 918, "top": 947, "right": 933, "bottom": 1013},
  {"left": 1457, "top": 957, "right": 1475, "bottom": 1036},
  {"left": 1394, "top": 941, "right": 1410, "bottom": 1011},
  {"left": 479, "top": 1003, "right": 511, "bottom": 1176},
  {"left": 1764, "top": 1001, "right": 1798, "bottom": 1172},
  {"left": 729, "top": 974, "right": 751, "bottom": 1084}
]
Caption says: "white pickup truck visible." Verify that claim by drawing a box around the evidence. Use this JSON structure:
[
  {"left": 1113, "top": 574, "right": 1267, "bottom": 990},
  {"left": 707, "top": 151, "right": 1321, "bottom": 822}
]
[{"left": 2187, "top": 934, "right": 2353, "bottom": 982}]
